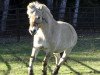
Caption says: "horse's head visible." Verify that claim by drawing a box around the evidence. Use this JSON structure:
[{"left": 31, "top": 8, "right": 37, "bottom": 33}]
[
  {"left": 27, "top": 2, "right": 44, "bottom": 35},
  {"left": 27, "top": 1, "right": 53, "bottom": 35}
]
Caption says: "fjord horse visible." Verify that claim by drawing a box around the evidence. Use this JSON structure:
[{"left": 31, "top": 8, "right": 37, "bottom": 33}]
[{"left": 27, "top": 1, "right": 77, "bottom": 75}]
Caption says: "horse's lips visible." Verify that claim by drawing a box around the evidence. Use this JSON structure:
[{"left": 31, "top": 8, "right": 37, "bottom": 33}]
[
  {"left": 30, "top": 29, "right": 36, "bottom": 36},
  {"left": 33, "top": 29, "right": 37, "bottom": 35},
  {"left": 31, "top": 24, "right": 38, "bottom": 35}
]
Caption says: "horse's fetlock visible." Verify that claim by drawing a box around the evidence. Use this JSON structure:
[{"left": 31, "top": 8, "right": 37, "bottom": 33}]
[
  {"left": 42, "top": 69, "right": 47, "bottom": 75},
  {"left": 28, "top": 68, "right": 34, "bottom": 75}
]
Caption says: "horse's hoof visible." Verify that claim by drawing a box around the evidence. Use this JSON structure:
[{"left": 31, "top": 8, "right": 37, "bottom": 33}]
[
  {"left": 42, "top": 70, "right": 47, "bottom": 75},
  {"left": 28, "top": 69, "right": 34, "bottom": 75}
]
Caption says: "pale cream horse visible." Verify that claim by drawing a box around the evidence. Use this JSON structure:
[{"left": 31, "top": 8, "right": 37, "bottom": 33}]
[{"left": 27, "top": 1, "right": 77, "bottom": 75}]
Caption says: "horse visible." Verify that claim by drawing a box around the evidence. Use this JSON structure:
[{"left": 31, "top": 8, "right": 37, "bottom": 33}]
[{"left": 27, "top": 1, "right": 77, "bottom": 75}]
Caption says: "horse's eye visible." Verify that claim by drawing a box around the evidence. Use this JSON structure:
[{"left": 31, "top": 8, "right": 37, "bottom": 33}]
[{"left": 38, "top": 17, "right": 40, "bottom": 19}]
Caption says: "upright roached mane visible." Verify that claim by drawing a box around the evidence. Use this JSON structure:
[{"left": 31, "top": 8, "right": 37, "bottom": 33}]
[{"left": 27, "top": 1, "right": 77, "bottom": 75}]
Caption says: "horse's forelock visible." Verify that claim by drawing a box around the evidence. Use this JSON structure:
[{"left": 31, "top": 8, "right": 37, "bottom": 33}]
[
  {"left": 27, "top": 2, "right": 44, "bottom": 15},
  {"left": 27, "top": 1, "right": 53, "bottom": 23},
  {"left": 27, "top": 1, "right": 52, "bottom": 14},
  {"left": 28, "top": 1, "right": 43, "bottom": 10}
]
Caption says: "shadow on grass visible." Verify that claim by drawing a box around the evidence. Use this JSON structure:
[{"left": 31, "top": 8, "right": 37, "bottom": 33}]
[
  {"left": 70, "top": 56, "right": 100, "bottom": 61},
  {"left": 73, "top": 37, "right": 100, "bottom": 52},
  {"left": 12, "top": 54, "right": 29, "bottom": 67},
  {"left": 0, "top": 43, "right": 30, "bottom": 67},
  {"left": 69, "top": 57, "right": 100, "bottom": 73},
  {"left": 64, "top": 57, "right": 100, "bottom": 75},
  {"left": 64, "top": 63, "right": 81, "bottom": 75},
  {"left": 0, "top": 55, "right": 11, "bottom": 75},
  {"left": 48, "top": 65, "right": 53, "bottom": 75}
]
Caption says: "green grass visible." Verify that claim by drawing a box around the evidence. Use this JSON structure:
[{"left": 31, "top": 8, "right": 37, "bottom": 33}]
[{"left": 0, "top": 36, "right": 100, "bottom": 75}]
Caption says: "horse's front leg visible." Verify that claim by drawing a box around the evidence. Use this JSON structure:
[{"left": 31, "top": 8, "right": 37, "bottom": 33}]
[
  {"left": 52, "top": 51, "right": 66, "bottom": 75},
  {"left": 28, "top": 47, "right": 39, "bottom": 75},
  {"left": 42, "top": 53, "right": 51, "bottom": 75}
]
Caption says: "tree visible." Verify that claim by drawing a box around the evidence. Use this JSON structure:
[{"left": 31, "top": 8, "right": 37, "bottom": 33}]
[
  {"left": 58, "top": 0, "right": 67, "bottom": 20},
  {"left": 52, "top": 0, "right": 61, "bottom": 20},
  {"left": 1, "top": 0, "right": 10, "bottom": 32},
  {"left": 73, "top": 0, "right": 80, "bottom": 27},
  {"left": 46, "top": 0, "right": 53, "bottom": 9}
]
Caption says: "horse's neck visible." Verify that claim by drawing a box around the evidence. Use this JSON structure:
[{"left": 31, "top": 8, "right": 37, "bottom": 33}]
[
  {"left": 43, "top": 7, "right": 56, "bottom": 24},
  {"left": 42, "top": 8, "right": 58, "bottom": 38},
  {"left": 44, "top": 12, "right": 57, "bottom": 30},
  {"left": 42, "top": 21, "right": 57, "bottom": 43}
]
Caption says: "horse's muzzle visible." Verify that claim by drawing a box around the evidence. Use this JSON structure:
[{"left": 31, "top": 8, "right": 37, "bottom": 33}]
[
  {"left": 33, "top": 29, "right": 37, "bottom": 35},
  {"left": 30, "top": 29, "right": 37, "bottom": 35},
  {"left": 29, "top": 24, "right": 39, "bottom": 35}
]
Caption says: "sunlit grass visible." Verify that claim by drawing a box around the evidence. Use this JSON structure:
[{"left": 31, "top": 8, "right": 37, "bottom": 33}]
[{"left": 0, "top": 36, "right": 100, "bottom": 75}]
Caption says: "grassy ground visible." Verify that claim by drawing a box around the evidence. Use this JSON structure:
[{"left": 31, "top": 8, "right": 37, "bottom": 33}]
[{"left": 0, "top": 36, "right": 100, "bottom": 75}]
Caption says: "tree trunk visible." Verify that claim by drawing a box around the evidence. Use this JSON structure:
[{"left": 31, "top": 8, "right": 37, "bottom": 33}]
[
  {"left": 58, "top": 0, "right": 67, "bottom": 20},
  {"left": 73, "top": 0, "right": 80, "bottom": 27},
  {"left": 1, "top": 0, "right": 10, "bottom": 32},
  {"left": 46, "top": 0, "right": 53, "bottom": 9}
]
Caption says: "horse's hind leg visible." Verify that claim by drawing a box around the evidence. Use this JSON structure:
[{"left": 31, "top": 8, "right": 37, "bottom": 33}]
[
  {"left": 28, "top": 47, "right": 39, "bottom": 75},
  {"left": 53, "top": 53, "right": 60, "bottom": 65},
  {"left": 42, "top": 53, "right": 51, "bottom": 75},
  {"left": 52, "top": 51, "right": 66, "bottom": 75}
]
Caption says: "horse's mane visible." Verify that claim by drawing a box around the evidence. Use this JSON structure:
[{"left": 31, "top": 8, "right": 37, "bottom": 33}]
[
  {"left": 41, "top": 4, "right": 54, "bottom": 19},
  {"left": 27, "top": 1, "right": 54, "bottom": 21}
]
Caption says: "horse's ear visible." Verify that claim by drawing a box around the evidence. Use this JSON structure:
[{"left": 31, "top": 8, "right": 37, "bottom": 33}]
[{"left": 38, "top": 4, "right": 44, "bottom": 10}]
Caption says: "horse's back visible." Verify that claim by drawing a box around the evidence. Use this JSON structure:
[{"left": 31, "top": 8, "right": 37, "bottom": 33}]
[{"left": 58, "top": 21, "right": 77, "bottom": 46}]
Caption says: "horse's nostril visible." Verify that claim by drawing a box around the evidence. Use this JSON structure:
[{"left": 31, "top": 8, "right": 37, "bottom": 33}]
[
  {"left": 30, "top": 30, "right": 36, "bottom": 35},
  {"left": 33, "top": 30, "right": 36, "bottom": 33}
]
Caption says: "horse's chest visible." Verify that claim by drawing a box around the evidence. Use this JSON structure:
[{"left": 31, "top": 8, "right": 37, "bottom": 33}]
[{"left": 34, "top": 30, "right": 47, "bottom": 47}]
